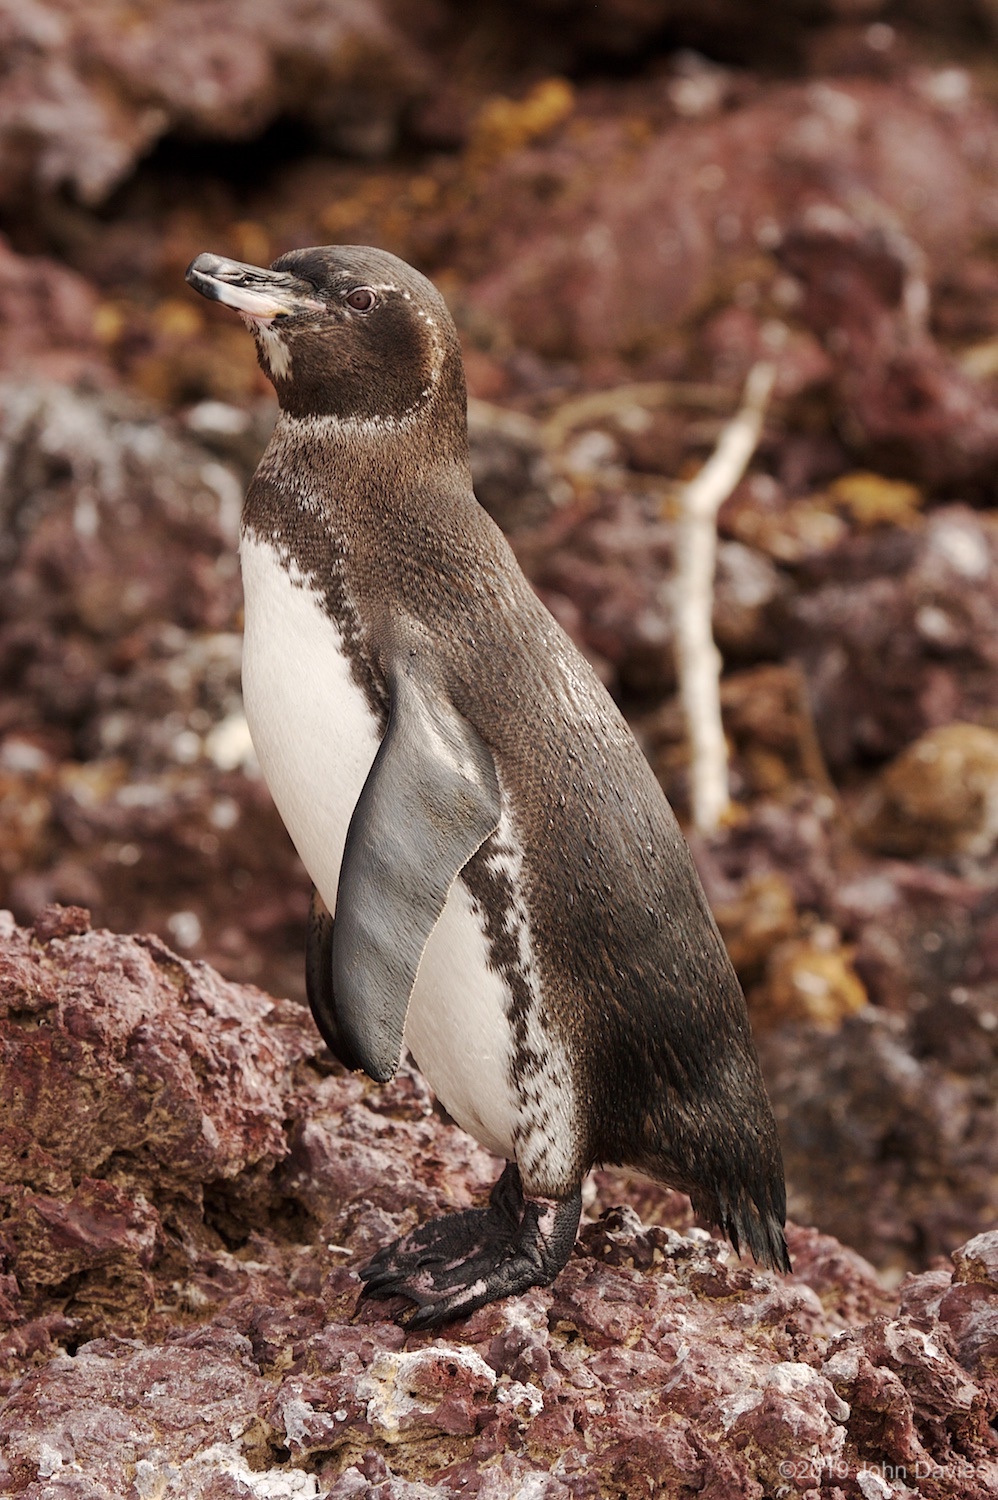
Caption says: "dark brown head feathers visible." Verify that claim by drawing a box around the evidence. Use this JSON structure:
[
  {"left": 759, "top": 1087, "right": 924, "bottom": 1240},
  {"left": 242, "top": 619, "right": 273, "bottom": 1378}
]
[{"left": 186, "top": 244, "right": 467, "bottom": 432}]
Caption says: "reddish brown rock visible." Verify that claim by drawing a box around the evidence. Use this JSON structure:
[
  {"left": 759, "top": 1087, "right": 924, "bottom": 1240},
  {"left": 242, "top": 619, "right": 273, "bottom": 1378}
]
[
  {"left": 0, "top": 1328, "right": 279, "bottom": 1497},
  {"left": 0, "top": 913, "right": 996, "bottom": 1497},
  {"left": 937, "top": 1236, "right": 998, "bottom": 1408},
  {"left": 0, "top": 380, "right": 312, "bottom": 999},
  {"left": 456, "top": 73, "right": 998, "bottom": 371},
  {"left": 778, "top": 203, "right": 998, "bottom": 488},
  {"left": 785, "top": 506, "right": 998, "bottom": 770},
  {"left": 0, "top": 907, "right": 318, "bottom": 1350},
  {"left": 757, "top": 1006, "right": 998, "bottom": 1278},
  {"left": 855, "top": 724, "right": 998, "bottom": 862},
  {"left": 0, "top": 237, "right": 105, "bottom": 383},
  {"left": 0, "top": 0, "right": 435, "bottom": 208},
  {"left": 518, "top": 484, "right": 785, "bottom": 697}
]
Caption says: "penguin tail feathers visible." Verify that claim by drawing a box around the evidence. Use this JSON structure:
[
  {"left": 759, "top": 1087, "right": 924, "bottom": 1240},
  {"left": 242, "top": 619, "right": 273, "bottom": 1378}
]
[
  {"left": 693, "top": 1178, "right": 791, "bottom": 1275},
  {"left": 648, "top": 1098, "right": 792, "bottom": 1274}
]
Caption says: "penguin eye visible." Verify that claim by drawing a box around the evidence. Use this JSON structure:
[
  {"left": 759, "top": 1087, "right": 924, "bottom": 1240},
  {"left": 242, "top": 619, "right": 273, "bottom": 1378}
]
[{"left": 346, "top": 287, "right": 377, "bottom": 312}]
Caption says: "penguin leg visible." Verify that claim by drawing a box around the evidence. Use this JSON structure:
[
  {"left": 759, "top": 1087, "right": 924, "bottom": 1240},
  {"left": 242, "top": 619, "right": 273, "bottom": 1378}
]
[{"left": 357, "top": 1162, "right": 582, "bottom": 1329}]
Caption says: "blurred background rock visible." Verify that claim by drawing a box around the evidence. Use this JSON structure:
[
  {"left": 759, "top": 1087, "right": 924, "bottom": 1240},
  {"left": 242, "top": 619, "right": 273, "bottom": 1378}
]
[{"left": 3, "top": 0, "right": 998, "bottom": 1275}]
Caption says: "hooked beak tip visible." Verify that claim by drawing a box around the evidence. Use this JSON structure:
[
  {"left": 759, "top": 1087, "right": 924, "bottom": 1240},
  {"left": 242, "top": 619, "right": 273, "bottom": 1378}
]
[{"left": 185, "top": 252, "right": 322, "bottom": 321}]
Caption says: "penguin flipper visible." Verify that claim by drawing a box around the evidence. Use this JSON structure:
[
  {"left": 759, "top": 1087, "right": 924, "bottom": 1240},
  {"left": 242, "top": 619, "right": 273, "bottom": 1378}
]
[
  {"left": 305, "top": 888, "right": 372, "bottom": 1071},
  {"left": 332, "top": 658, "right": 501, "bottom": 1084}
]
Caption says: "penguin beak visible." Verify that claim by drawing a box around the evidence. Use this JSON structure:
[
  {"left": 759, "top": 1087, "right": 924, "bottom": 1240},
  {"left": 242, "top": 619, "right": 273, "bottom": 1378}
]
[{"left": 185, "top": 253, "right": 325, "bottom": 321}]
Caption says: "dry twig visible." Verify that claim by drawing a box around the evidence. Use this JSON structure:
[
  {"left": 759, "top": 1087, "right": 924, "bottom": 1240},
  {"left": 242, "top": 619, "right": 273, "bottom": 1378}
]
[{"left": 673, "top": 360, "right": 777, "bottom": 833}]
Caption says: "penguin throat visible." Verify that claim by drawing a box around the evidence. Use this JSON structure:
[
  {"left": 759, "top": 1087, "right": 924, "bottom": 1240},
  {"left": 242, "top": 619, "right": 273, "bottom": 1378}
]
[
  {"left": 247, "top": 319, "right": 293, "bottom": 381},
  {"left": 261, "top": 407, "right": 470, "bottom": 497},
  {"left": 277, "top": 398, "right": 431, "bottom": 437}
]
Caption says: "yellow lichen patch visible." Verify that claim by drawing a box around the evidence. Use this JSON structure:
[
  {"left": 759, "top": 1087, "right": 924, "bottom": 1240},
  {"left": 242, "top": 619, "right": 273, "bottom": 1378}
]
[
  {"left": 466, "top": 78, "right": 575, "bottom": 169},
  {"left": 827, "top": 471, "right": 924, "bottom": 529},
  {"left": 720, "top": 663, "right": 834, "bottom": 794},
  {"left": 151, "top": 299, "right": 204, "bottom": 338},
  {"left": 715, "top": 872, "right": 799, "bottom": 987},
  {"left": 0, "top": 768, "right": 56, "bottom": 874},
  {"left": 58, "top": 758, "right": 131, "bottom": 808},
  {"left": 751, "top": 925, "right": 868, "bottom": 1029},
  {"left": 407, "top": 175, "right": 440, "bottom": 209},
  {"left": 133, "top": 322, "right": 264, "bottom": 407},
  {"left": 957, "top": 336, "right": 998, "bottom": 381},
  {"left": 318, "top": 174, "right": 404, "bottom": 240},
  {"left": 229, "top": 220, "right": 270, "bottom": 267},
  {"left": 320, "top": 195, "right": 376, "bottom": 237},
  {"left": 854, "top": 722, "right": 998, "bottom": 859},
  {"left": 727, "top": 500, "right": 847, "bottom": 563},
  {"left": 93, "top": 302, "right": 126, "bottom": 344}
]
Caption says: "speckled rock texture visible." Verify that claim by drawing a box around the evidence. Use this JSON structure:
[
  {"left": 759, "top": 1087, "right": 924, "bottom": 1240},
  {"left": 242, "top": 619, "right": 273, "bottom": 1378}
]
[
  {"left": 694, "top": 787, "right": 998, "bottom": 1276},
  {"left": 0, "top": 236, "right": 104, "bottom": 383},
  {"left": 855, "top": 724, "right": 998, "bottom": 861},
  {"left": 0, "top": 380, "right": 310, "bottom": 1000},
  {"left": 455, "top": 72, "right": 998, "bottom": 386},
  {"left": 0, "top": 0, "right": 437, "bottom": 206},
  {"left": 5, "top": 0, "right": 984, "bottom": 216},
  {"left": 2, "top": 908, "right": 997, "bottom": 1499},
  {"left": 783, "top": 506, "right": 998, "bottom": 770}
]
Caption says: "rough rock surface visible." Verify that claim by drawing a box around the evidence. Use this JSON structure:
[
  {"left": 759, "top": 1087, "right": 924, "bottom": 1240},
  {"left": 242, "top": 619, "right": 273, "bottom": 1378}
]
[
  {"left": 0, "top": 236, "right": 104, "bottom": 383},
  {"left": 0, "top": 380, "right": 310, "bottom": 1000},
  {"left": 2, "top": 909, "right": 997, "bottom": 1499},
  {"left": 784, "top": 506, "right": 998, "bottom": 769},
  {"left": 855, "top": 724, "right": 998, "bottom": 861},
  {"left": 7, "top": 1, "right": 988, "bottom": 217},
  {"left": 0, "top": 0, "right": 436, "bottom": 206},
  {"left": 454, "top": 73, "right": 998, "bottom": 378}
]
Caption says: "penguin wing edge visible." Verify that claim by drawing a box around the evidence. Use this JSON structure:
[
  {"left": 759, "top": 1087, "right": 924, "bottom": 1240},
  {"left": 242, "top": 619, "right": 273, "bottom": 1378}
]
[
  {"left": 305, "top": 887, "right": 371, "bottom": 1071},
  {"left": 332, "top": 661, "right": 501, "bottom": 1083}
]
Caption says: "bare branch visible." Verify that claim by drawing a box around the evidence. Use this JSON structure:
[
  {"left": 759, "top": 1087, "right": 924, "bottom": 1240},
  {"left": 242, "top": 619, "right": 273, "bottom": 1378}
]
[{"left": 673, "top": 360, "right": 777, "bottom": 834}]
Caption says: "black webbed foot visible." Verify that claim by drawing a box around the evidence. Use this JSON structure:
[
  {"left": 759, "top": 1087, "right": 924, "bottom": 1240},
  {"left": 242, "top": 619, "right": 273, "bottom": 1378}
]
[{"left": 358, "top": 1162, "right": 582, "bottom": 1329}]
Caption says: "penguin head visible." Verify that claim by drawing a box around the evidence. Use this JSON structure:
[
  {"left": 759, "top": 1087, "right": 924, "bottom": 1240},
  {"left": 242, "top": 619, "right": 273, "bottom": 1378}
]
[{"left": 185, "top": 245, "right": 465, "bottom": 431}]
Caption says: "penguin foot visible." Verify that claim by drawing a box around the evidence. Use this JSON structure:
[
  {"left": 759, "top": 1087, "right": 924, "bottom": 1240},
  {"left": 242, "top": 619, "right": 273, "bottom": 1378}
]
[{"left": 358, "top": 1162, "right": 582, "bottom": 1329}]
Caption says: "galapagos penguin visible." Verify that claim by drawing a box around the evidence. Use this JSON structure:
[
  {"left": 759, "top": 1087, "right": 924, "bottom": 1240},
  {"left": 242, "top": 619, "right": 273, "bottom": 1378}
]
[{"left": 185, "top": 244, "right": 790, "bottom": 1328}]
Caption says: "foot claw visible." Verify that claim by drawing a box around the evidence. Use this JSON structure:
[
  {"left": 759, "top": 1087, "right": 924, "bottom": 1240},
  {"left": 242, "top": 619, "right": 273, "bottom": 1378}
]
[{"left": 353, "top": 1163, "right": 582, "bottom": 1327}]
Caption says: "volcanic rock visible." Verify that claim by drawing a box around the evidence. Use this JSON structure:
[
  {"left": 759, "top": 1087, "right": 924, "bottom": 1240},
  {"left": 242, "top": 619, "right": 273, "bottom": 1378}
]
[
  {"left": 457, "top": 73, "right": 998, "bottom": 374},
  {"left": 1, "top": 910, "right": 997, "bottom": 1497},
  {"left": 786, "top": 506, "right": 998, "bottom": 770},
  {"left": 0, "top": 379, "right": 311, "bottom": 999},
  {"left": 0, "top": 236, "right": 104, "bottom": 383},
  {"left": 0, "top": 0, "right": 435, "bottom": 208},
  {"left": 855, "top": 724, "right": 998, "bottom": 862},
  {"left": 758, "top": 1005, "right": 998, "bottom": 1279}
]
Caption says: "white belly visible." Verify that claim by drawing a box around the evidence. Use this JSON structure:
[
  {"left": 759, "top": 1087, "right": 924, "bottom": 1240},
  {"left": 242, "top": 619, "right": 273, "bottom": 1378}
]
[
  {"left": 240, "top": 533, "right": 382, "bottom": 894},
  {"left": 239, "top": 531, "right": 520, "bottom": 1161}
]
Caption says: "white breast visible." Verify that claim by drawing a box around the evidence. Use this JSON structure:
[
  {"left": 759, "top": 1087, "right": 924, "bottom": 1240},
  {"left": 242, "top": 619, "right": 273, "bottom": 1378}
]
[
  {"left": 238, "top": 532, "right": 525, "bottom": 1165},
  {"left": 240, "top": 531, "right": 382, "bottom": 901}
]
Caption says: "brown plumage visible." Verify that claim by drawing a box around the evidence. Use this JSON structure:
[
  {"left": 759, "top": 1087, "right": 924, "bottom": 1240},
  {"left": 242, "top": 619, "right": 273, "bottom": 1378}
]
[{"left": 186, "top": 245, "right": 790, "bottom": 1326}]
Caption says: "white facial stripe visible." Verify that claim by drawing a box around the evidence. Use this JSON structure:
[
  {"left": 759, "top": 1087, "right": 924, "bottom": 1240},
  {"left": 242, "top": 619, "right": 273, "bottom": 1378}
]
[
  {"left": 413, "top": 306, "right": 446, "bottom": 386},
  {"left": 249, "top": 319, "right": 292, "bottom": 379}
]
